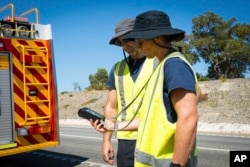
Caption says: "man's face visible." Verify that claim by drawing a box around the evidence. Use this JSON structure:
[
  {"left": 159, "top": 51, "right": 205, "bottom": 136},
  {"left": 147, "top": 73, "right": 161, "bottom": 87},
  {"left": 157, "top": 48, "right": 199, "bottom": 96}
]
[
  {"left": 135, "top": 39, "right": 155, "bottom": 59},
  {"left": 117, "top": 36, "right": 137, "bottom": 57}
]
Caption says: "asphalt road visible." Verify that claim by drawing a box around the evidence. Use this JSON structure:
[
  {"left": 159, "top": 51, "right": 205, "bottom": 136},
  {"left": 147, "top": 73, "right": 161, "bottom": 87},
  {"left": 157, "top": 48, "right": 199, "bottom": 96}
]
[{"left": 0, "top": 125, "right": 249, "bottom": 167}]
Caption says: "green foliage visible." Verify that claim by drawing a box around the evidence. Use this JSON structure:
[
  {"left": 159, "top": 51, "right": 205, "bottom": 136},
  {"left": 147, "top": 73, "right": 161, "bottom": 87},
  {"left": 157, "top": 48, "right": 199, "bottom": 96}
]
[
  {"left": 196, "top": 72, "right": 210, "bottom": 81},
  {"left": 86, "top": 68, "right": 109, "bottom": 90},
  {"left": 190, "top": 12, "right": 250, "bottom": 79},
  {"left": 60, "top": 91, "right": 69, "bottom": 95},
  {"left": 81, "top": 98, "right": 98, "bottom": 106},
  {"left": 173, "top": 35, "right": 199, "bottom": 65},
  {"left": 63, "top": 104, "right": 69, "bottom": 109}
]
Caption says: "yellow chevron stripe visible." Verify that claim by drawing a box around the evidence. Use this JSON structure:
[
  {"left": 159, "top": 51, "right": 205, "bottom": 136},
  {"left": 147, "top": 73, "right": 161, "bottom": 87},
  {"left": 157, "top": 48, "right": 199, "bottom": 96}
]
[
  {"left": 12, "top": 39, "right": 50, "bottom": 124},
  {"left": 12, "top": 55, "right": 23, "bottom": 74},
  {"left": 12, "top": 47, "right": 48, "bottom": 90},
  {"left": 13, "top": 93, "right": 47, "bottom": 124},
  {"left": 14, "top": 76, "right": 50, "bottom": 116},
  {"left": 16, "top": 136, "right": 30, "bottom": 146},
  {"left": 14, "top": 112, "right": 25, "bottom": 124},
  {"left": 33, "top": 134, "right": 47, "bottom": 143}
]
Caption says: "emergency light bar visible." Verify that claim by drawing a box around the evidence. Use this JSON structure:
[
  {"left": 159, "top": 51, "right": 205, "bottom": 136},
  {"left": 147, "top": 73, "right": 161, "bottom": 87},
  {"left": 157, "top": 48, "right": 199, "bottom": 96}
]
[{"left": 4, "top": 16, "right": 29, "bottom": 22}]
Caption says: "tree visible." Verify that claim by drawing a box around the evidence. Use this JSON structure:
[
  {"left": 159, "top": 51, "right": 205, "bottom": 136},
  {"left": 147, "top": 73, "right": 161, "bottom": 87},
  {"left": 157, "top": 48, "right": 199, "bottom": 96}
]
[
  {"left": 190, "top": 12, "right": 250, "bottom": 79},
  {"left": 173, "top": 35, "right": 199, "bottom": 65},
  {"left": 87, "top": 68, "right": 108, "bottom": 90}
]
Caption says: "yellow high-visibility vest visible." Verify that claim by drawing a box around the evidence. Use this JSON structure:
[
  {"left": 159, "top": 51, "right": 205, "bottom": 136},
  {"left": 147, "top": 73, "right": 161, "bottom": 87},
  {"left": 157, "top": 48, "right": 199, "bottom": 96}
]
[
  {"left": 114, "top": 57, "right": 158, "bottom": 139},
  {"left": 135, "top": 52, "right": 198, "bottom": 167}
]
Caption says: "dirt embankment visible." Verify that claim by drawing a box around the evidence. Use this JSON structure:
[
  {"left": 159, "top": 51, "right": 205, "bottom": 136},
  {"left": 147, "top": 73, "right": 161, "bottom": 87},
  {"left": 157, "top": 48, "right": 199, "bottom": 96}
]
[{"left": 58, "top": 78, "right": 250, "bottom": 125}]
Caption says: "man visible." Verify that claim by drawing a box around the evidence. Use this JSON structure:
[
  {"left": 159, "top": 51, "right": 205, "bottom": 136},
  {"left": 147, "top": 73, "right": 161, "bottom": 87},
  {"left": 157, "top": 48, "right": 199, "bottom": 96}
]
[
  {"left": 90, "top": 18, "right": 156, "bottom": 167},
  {"left": 123, "top": 10, "right": 198, "bottom": 167}
]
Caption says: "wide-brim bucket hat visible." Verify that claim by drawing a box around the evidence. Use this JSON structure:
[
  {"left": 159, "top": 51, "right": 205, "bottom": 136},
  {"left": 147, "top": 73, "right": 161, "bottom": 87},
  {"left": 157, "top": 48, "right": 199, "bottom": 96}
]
[
  {"left": 123, "top": 10, "right": 185, "bottom": 41},
  {"left": 109, "top": 18, "right": 135, "bottom": 46}
]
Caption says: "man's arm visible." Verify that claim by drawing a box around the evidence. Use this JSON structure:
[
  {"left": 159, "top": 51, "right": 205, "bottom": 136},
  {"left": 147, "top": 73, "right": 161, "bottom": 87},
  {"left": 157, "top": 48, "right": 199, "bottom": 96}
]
[
  {"left": 101, "top": 88, "right": 117, "bottom": 165},
  {"left": 89, "top": 88, "right": 117, "bottom": 165},
  {"left": 170, "top": 88, "right": 198, "bottom": 167},
  {"left": 104, "top": 117, "right": 140, "bottom": 131}
]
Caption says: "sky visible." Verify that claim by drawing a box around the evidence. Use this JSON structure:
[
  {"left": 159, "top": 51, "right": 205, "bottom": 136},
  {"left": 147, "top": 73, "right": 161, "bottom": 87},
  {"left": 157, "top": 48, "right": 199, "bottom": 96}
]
[{"left": 1, "top": 0, "right": 250, "bottom": 93}]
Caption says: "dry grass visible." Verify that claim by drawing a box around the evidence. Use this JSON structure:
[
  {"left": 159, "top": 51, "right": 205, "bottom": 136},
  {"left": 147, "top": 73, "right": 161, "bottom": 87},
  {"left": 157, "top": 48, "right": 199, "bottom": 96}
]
[
  {"left": 58, "top": 90, "right": 108, "bottom": 119},
  {"left": 197, "top": 78, "right": 250, "bottom": 124},
  {"left": 58, "top": 78, "right": 250, "bottom": 124}
]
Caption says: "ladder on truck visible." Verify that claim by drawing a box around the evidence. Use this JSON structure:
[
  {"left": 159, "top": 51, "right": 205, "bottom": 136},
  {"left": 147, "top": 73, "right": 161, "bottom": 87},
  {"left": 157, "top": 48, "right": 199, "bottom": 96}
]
[{"left": 17, "top": 45, "right": 51, "bottom": 126}]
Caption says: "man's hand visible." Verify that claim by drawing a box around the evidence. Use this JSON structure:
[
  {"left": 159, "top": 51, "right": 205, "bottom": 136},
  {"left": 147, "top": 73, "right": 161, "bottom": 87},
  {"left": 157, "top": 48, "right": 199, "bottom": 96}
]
[
  {"left": 102, "top": 140, "right": 115, "bottom": 165},
  {"left": 89, "top": 118, "right": 115, "bottom": 132},
  {"left": 89, "top": 119, "right": 107, "bottom": 133}
]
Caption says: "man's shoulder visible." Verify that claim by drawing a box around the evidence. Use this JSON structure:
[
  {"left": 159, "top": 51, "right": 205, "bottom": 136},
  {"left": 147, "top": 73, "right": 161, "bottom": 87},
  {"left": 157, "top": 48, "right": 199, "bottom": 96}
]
[{"left": 114, "top": 58, "right": 127, "bottom": 67}]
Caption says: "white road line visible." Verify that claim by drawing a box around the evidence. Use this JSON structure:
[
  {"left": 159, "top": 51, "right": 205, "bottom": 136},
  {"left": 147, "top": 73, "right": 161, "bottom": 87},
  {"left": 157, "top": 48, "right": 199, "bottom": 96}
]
[
  {"left": 60, "top": 133, "right": 117, "bottom": 142},
  {"left": 197, "top": 146, "right": 229, "bottom": 152},
  {"left": 61, "top": 134, "right": 101, "bottom": 140},
  {"left": 61, "top": 133, "right": 231, "bottom": 152}
]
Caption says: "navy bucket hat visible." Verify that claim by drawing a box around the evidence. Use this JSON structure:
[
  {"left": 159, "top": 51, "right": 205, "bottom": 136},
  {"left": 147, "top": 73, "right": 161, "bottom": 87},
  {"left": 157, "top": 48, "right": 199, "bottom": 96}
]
[
  {"left": 123, "top": 10, "right": 185, "bottom": 41},
  {"left": 109, "top": 18, "right": 135, "bottom": 46}
]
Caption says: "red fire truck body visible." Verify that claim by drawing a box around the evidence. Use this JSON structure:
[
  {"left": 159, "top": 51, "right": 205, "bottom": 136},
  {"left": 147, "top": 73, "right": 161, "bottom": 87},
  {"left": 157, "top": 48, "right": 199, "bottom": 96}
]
[{"left": 0, "top": 3, "right": 59, "bottom": 157}]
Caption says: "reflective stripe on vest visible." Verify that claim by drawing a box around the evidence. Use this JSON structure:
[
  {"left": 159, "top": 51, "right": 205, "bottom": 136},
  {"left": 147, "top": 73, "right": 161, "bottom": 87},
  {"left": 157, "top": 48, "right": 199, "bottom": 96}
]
[
  {"left": 117, "top": 60, "right": 127, "bottom": 121},
  {"left": 135, "top": 52, "right": 198, "bottom": 167},
  {"left": 114, "top": 58, "right": 158, "bottom": 139}
]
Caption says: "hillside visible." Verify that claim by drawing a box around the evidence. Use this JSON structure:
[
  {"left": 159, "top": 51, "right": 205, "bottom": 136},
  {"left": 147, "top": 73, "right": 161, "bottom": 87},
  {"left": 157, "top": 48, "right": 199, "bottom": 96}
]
[{"left": 58, "top": 78, "right": 250, "bottom": 125}]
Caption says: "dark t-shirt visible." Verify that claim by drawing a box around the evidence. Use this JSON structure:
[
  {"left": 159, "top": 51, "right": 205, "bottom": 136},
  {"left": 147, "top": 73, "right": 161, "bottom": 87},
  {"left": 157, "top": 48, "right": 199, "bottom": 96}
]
[
  {"left": 107, "top": 56, "right": 146, "bottom": 89},
  {"left": 107, "top": 55, "right": 196, "bottom": 123},
  {"left": 163, "top": 57, "right": 196, "bottom": 123}
]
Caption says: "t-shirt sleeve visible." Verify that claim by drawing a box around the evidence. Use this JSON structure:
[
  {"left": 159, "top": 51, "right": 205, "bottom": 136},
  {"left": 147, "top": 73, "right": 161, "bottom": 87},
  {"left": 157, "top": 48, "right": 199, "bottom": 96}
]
[
  {"left": 163, "top": 57, "right": 196, "bottom": 123},
  {"left": 164, "top": 57, "right": 196, "bottom": 94},
  {"left": 107, "top": 64, "right": 116, "bottom": 89}
]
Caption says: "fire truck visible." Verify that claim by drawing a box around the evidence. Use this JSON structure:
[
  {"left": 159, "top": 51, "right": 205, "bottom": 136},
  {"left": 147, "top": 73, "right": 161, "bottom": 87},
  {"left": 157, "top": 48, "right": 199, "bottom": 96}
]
[{"left": 0, "top": 3, "right": 59, "bottom": 157}]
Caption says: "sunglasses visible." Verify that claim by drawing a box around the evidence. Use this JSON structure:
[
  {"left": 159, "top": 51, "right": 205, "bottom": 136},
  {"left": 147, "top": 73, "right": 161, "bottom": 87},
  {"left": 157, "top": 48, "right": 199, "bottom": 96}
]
[
  {"left": 135, "top": 39, "right": 146, "bottom": 47},
  {"left": 116, "top": 39, "right": 135, "bottom": 46}
]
